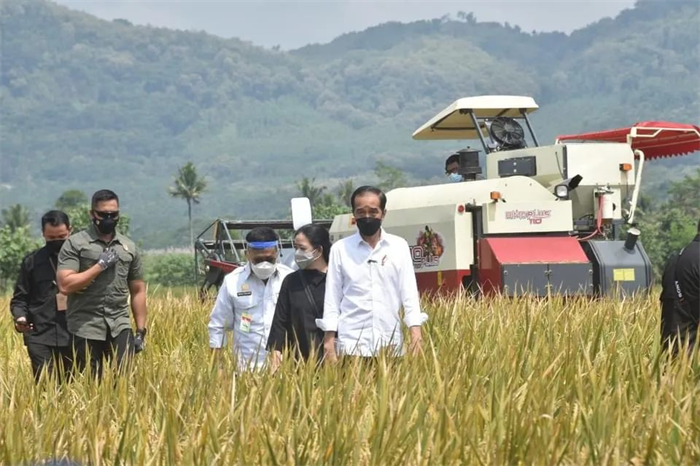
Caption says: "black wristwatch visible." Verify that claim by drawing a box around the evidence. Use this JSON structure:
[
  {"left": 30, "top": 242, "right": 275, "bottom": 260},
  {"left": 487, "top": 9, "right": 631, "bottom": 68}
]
[{"left": 136, "top": 328, "right": 147, "bottom": 337}]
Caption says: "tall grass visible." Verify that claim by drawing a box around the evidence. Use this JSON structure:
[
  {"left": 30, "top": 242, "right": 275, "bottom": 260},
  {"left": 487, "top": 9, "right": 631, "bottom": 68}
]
[{"left": 1, "top": 291, "right": 698, "bottom": 465}]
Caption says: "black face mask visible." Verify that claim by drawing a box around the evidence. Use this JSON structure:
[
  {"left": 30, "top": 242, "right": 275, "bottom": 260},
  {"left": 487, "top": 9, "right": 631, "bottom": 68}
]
[
  {"left": 356, "top": 217, "right": 382, "bottom": 236},
  {"left": 94, "top": 217, "right": 118, "bottom": 235},
  {"left": 46, "top": 239, "right": 66, "bottom": 255}
]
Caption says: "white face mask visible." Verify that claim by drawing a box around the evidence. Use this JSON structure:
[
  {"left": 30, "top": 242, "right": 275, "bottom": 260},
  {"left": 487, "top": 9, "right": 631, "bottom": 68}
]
[
  {"left": 294, "top": 249, "right": 319, "bottom": 269},
  {"left": 251, "top": 261, "right": 276, "bottom": 280}
]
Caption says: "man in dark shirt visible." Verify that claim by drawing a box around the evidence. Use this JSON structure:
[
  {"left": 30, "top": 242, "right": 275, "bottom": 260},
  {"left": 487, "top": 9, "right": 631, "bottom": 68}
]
[
  {"left": 57, "top": 189, "right": 147, "bottom": 378},
  {"left": 10, "top": 210, "right": 72, "bottom": 382},
  {"left": 660, "top": 219, "right": 700, "bottom": 354}
]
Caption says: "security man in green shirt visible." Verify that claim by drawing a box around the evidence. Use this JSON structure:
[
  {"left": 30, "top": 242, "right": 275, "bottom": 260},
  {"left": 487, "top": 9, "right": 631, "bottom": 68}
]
[{"left": 57, "top": 189, "right": 147, "bottom": 377}]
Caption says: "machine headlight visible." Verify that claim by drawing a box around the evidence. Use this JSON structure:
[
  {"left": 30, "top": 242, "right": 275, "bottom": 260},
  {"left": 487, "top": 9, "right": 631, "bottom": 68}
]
[{"left": 555, "top": 184, "right": 569, "bottom": 199}]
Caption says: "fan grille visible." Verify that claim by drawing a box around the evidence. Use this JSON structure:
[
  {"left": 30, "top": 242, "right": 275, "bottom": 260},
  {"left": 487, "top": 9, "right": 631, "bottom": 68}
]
[{"left": 490, "top": 117, "right": 526, "bottom": 148}]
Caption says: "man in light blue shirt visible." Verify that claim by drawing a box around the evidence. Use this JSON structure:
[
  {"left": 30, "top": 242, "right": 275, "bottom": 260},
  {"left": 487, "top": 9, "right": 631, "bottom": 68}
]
[{"left": 208, "top": 227, "right": 292, "bottom": 371}]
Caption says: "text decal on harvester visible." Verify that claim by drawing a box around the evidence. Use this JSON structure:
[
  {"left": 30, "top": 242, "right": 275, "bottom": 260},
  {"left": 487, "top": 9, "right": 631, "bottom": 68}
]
[{"left": 504, "top": 209, "right": 552, "bottom": 225}]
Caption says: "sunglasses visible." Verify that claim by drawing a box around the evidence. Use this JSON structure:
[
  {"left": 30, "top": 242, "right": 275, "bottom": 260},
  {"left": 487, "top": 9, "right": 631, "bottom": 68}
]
[{"left": 94, "top": 210, "right": 120, "bottom": 219}]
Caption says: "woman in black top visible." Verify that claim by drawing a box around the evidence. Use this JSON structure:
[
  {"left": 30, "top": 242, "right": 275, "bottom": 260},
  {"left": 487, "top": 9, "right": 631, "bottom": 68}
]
[{"left": 267, "top": 224, "right": 331, "bottom": 369}]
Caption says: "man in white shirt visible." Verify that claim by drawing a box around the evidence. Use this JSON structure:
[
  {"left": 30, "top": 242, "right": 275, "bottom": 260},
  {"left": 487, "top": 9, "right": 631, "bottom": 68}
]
[
  {"left": 317, "top": 186, "right": 428, "bottom": 362},
  {"left": 208, "top": 227, "right": 292, "bottom": 371}
]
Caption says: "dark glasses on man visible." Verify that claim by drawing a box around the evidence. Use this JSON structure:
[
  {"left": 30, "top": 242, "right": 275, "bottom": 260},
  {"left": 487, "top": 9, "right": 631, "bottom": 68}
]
[{"left": 94, "top": 210, "right": 120, "bottom": 219}]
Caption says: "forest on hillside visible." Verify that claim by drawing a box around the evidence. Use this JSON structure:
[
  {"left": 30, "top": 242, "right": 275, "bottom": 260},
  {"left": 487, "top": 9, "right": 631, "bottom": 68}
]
[{"left": 0, "top": 0, "right": 698, "bottom": 248}]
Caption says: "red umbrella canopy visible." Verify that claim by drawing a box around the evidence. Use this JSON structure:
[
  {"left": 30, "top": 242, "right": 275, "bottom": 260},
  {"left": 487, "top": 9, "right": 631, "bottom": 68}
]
[{"left": 557, "top": 121, "right": 700, "bottom": 160}]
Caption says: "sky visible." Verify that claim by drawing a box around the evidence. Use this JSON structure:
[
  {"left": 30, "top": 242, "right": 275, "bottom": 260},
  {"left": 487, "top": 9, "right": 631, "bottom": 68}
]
[{"left": 52, "top": 0, "right": 637, "bottom": 49}]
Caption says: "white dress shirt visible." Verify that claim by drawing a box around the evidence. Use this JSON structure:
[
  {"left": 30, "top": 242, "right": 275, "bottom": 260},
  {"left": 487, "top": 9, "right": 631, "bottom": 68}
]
[
  {"left": 317, "top": 229, "right": 428, "bottom": 356},
  {"left": 208, "top": 263, "right": 292, "bottom": 371}
]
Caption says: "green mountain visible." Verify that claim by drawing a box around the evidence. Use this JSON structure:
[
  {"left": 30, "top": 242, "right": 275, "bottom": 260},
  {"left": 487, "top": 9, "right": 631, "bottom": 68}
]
[{"left": 1, "top": 0, "right": 698, "bottom": 247}]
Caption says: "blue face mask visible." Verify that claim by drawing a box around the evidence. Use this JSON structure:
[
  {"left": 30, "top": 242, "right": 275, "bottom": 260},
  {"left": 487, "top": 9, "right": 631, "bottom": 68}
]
[{"left": 448, "top": 173, "right": 463, "bottom": 183}]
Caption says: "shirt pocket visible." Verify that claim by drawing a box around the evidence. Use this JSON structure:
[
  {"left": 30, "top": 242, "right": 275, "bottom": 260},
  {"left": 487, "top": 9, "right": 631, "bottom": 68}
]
[
  {"left": 116, "top": 251, "right": 133, "bottom": 280},
  {"left": 233, "top": 293, "right": 263, "bottom": 335},
  {"left": 79, "top": 249, "right": 101, "bottom": 271},
  {"left": 33, "top": 266, "right": 57, "bottom": 306},
  {"left": 233, "top": 293, "right": 259, "bottom": 312}
]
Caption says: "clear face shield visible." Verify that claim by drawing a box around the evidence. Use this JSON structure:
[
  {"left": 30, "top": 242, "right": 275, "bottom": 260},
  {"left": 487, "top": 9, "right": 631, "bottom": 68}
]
[{"left": 246, "top": 241, "right": 279, "bottom": 280}]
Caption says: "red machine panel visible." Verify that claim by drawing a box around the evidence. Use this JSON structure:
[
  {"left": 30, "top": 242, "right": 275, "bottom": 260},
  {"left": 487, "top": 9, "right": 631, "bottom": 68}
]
[
  {"left": 479, "top": 237, "right": 591, "bottom": 296},
  {"left": 415, "top": 269, "right": 472, "bottom": 295}
]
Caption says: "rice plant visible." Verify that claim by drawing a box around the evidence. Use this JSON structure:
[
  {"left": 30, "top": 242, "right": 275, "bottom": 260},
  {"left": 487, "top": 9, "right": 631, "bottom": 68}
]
[{"left": 1, "top": 291, "right": 698, "bottom": 465}]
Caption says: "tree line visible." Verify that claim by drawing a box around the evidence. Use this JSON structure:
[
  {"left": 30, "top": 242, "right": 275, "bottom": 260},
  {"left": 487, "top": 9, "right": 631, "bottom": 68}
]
[
  {"left": 2, "top": 162, "right": 697, "bottom": 291},
  {"left": 0, "top": 159, "right": 407, "bottom": 290},
  {"left": 1, "top": 0, "right": 698, "bottom": 248}
]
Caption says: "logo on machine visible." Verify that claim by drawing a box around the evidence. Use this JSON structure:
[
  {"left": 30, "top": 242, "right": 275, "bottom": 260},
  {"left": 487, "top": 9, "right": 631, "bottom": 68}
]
[
  {"left": 409, "top": 226, "right": 445, "bottom": 269},
  {"left": 504, "top": 209, "right": 552, "bottom": 225}
]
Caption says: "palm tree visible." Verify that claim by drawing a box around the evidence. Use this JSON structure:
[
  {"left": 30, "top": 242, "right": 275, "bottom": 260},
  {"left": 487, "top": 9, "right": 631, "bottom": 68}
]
[
  {"left": 169, "top": 162, "right": 208, "bottom": 249},
  {"left": 1, "top": 204, "right": 31, "bottom": 232},
  {"left": 296, "top": 177, "right": 326, "bottom": 207},
  {"left": 336, "top": 179, "right": 355, "bottom": 208},
  {"left": 375, "top": 160, "right": 407, "bottom": 192}
]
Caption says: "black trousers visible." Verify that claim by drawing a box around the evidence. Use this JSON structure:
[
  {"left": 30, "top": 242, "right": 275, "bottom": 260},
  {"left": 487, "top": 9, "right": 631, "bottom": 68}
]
[
  {"left": 73, "top": 329, "right": 135, "bottom": 378},
  {"left": 25, "top": 342, "right": 73, "bottom": 383},
  {"left": 661, "top": 299, "right": 698, "bottom": 355}
]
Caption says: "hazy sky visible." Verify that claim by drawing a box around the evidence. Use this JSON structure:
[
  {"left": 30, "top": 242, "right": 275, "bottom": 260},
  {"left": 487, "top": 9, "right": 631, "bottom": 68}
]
[{"left": 53, "top": 0, "right": 637, "bottom": 49}]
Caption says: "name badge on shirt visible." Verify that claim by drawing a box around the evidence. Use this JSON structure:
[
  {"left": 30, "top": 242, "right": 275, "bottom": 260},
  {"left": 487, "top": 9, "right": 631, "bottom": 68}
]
[
  {"left": 237, "top": 291, "right": 252, "bottom": 297},
  {"left": 56, "top": 293, "right": 68, "bottom": 312},
  {"left": 240, "top": 313, "right": 252, "bottom": 332}
]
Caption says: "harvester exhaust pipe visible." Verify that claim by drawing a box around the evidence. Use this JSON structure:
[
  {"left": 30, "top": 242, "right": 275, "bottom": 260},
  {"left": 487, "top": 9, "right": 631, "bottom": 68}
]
[{"left": 624, "top": 227, "right": 640, "bottom": 251}]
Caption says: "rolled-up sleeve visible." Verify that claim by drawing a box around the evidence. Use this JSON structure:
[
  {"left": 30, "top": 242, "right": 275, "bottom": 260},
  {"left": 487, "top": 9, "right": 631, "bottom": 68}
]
[
  {"left": 400, "top": 242, "right": 428, "bottom": 328},
  {"left": 57, "top": 238, "right": 80, "bottom": 272},
  {"left": 128, "top": 247, "right": 145, "bottom": 281},
  {"left": 208, "top": 278, "right": 235, "bottom": 348},
  {"left": 316, "top": 245, "right": 342, "bottom": 332}
]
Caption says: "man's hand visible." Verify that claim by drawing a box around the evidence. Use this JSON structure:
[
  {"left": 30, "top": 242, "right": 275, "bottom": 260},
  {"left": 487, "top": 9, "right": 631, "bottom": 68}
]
[
  {"left": 97, "top": 248, "right": 119, "bottom": 270},
  {"left": 134, "top": 328, "right": 147, "bottom": 353},
  {"left": 324, "top": 347, "right": 338, "bottom": 365},
  {"left": 323, "top": 334, "right": 338, "bottom": 365},
  {"left": 270, "top": 351, "right": 283, "bottom": 374},
  {"left": 409, "top": 326, "right": 423, "bottom": 356},
  {"left": 14, "top": 316, "right": 34, "bottom": 333}
]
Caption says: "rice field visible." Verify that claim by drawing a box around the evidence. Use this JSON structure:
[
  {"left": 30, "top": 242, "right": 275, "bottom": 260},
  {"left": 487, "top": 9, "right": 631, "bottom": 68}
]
[{"left": 1, "top": 290, "right": 698, "bottom": 465}]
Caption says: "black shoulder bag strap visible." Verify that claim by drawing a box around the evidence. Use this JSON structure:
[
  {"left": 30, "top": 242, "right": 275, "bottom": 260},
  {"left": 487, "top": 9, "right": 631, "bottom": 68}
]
[{"left": 298, "top": 271, "right": 319, "bottom": 311}]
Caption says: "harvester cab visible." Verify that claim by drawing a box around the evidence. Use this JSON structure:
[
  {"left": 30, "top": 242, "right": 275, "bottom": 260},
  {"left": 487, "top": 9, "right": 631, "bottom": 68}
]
[{"left": 329, "top": 95, "right": 700, "bottom": 298}]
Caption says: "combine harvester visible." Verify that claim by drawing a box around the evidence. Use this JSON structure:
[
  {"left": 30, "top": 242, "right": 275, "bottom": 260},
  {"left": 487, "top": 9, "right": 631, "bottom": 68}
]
[
  {"left": 329, "top": 95, "right": 700, "bottom": 297},
  {"left": 197, "top": 95, "right": 699, "bottom": 298}
]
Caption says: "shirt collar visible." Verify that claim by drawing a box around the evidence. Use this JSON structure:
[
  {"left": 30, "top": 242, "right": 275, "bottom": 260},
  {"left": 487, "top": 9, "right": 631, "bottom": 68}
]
[
  {"left": 241, "top": 263, "right": 253, "bottom": 281},
  {"left": 87, "top": 223, "right": 123, "bottom": 245},
  {"left": 38, "top": 245, "right": 56, "bottom": 260},
  {"left": 355, "top": 228, "right": 388, "bottom": 248},
  {"left": 302, "top": 269, "right": 326, "bottom": 285}
]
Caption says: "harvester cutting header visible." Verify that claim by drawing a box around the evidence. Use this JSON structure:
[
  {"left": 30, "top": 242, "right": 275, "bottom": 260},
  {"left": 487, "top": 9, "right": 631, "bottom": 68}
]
[
  {"left": 198, "top": 95, "right": 699, "bottom": 298},
  {"left": 330, "top": 95, "right": 700, "bottom": 297}
]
